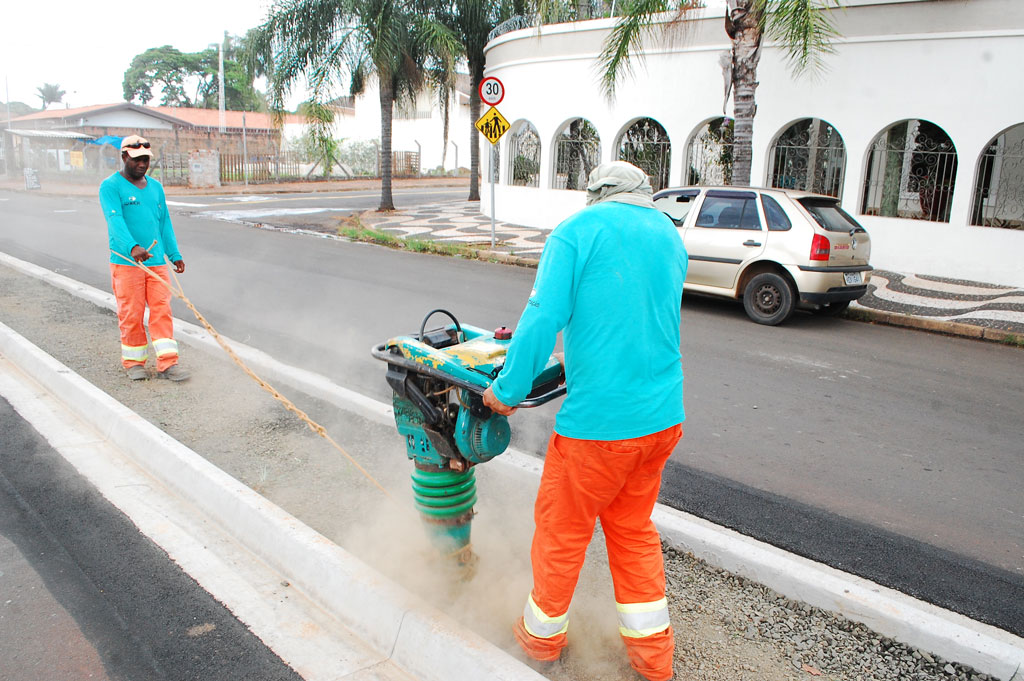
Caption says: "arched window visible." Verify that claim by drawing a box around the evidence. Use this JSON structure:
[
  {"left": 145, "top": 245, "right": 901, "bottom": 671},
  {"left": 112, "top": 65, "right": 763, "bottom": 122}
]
[
  {"left": 684, "top": 117, "right": 733, "bottom": 186},
  {"left": 506, "top": 121, "right": 541, "bottom": 187},
  {"left": 862, "top": 120, "right": 958, "bottom": 222},
  {"left": 971, "top": 124, "right": 1024, "bottom": 229},
  {"left": 552, "top": 118, "right": 601, "bottom": 190},
  {"left": 768, "top": 118, "right": 846, "bottom": 198},
  {"left": 616, "top": 118, "right": 671, "bottom": 191}
]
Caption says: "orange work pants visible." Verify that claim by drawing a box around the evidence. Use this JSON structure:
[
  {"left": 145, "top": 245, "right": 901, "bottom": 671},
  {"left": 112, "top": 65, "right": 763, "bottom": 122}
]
[
  {"left": 110, "top": 264, "right": 178, "bottom": 372},
  {"left": 514, "top": 424, "right": 682, "bottom": 681}
]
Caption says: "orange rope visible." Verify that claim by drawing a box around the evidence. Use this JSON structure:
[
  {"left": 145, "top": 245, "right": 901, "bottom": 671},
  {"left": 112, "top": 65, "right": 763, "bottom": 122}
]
[{"left": 112, "top": 248, "right": 393, "bottom": 499}]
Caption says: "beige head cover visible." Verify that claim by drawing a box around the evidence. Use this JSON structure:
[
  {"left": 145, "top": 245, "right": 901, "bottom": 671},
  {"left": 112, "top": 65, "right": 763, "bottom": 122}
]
[{"left": 585, "top": 161, "right": 655, "bottom": 209}]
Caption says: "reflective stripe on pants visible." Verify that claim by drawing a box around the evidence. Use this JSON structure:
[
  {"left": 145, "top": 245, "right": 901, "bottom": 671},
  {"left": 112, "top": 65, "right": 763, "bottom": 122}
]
[
  {"left": 152, "top": 337, "right": 179, "bottom": 357},
  {"left": 617, "top": 598, "right": 670, "bottom": 638},
  {"left": 522, "top": 592, "right": 568, "bottom": 639},
  {"left": 121, "top": 343, "right": 148, "bottom": 364}
]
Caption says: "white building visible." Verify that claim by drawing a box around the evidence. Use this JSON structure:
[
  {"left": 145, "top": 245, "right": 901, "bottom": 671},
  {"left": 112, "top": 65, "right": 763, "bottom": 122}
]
[{"left": 478, "top": 0, "right": 1024, "bottom": 287}]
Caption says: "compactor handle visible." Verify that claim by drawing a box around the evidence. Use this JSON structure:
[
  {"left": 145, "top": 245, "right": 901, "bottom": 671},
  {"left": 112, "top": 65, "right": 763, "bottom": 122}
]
[{"left": 371, "top": 343, "right": 565, "bottom": 408}]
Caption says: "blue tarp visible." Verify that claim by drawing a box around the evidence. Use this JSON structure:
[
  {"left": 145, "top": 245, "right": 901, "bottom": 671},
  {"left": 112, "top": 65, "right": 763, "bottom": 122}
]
[{"left": 87, "top": 135, "right": 123, "bottom": 149}]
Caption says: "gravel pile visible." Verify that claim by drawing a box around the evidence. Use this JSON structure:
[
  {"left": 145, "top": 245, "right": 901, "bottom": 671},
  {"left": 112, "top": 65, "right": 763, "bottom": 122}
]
[{"left": 662, "top": 547, "right": 995, "bottom": 681}]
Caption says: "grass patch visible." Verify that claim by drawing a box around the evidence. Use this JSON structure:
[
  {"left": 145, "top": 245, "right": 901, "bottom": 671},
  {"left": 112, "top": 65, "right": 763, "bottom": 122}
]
[
  {"left": 999, "top": 332, "right": 1024, "bottom": 348},
  {"left": 338, "top": 212, "right": 493, "bottom": 260}
]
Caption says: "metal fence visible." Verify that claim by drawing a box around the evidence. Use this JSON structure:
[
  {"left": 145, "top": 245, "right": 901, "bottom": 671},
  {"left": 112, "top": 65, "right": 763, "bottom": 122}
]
[
  {"left": 862, "top": 120, "right": 958, "bottom": 223},
  {"left": 388, "top": 151, "right": 421, "bottom": 177},
  {"left": 553, "top": 119, "right": 600, "bottom": 191},
  {"left": 685, "top": 118, "right": 733, "bottom": 186},
  {"left": 617, "top": 118, "right": 671, "bottom": 192},
  {"left": 507, "top": 124, "right": 541, "bottom": 187},
  {"left": 971, "top": 125, "right": 1024, "bottom": 230},
  {"left": 768, "top": 118, "right": 846, "bottom": 198}
]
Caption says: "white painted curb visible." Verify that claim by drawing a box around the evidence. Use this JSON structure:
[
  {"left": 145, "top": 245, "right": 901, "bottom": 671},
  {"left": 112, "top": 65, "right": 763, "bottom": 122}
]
[
  {"left": 0, "top": 319, "right": 546, "bottom": 681},
  {"left": 3, "top": 252, "right": 1023, "bottom": 681}
]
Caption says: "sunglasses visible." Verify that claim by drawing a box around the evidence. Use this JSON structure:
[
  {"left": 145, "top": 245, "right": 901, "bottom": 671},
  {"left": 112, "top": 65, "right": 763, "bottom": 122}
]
[{"left": 124, "top": 142, "right": 151, "bottom": 149}]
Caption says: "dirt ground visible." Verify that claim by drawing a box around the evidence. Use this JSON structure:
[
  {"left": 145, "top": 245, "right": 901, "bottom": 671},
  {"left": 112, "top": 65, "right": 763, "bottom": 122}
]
[{"left": 0, "top": 262, "right": 987, "bottom": 681}]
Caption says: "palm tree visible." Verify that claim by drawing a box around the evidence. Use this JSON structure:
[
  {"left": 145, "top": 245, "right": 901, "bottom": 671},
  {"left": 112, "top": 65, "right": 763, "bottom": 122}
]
[
  {"left": 250, "top": 0, "right": 460, "bottom": 210},
  {"left": 426, "top": 0, "right": 523, "bottom": 201},
  {"left": 36, "top": 83, "right": 66, "bottom": 109},
  {"left": 599, "top": 0, "right": 840, "bottom": 186}
]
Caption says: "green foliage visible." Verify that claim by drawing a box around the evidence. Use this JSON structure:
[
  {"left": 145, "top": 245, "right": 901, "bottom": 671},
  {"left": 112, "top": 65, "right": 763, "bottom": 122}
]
[
  {"left": 122, "top": 36, "right": 263, "bottom": 110},
  {"left": 1, "top": 101, "right": 38, "bottom": 117},
  {"left": 512, "top": 154, "right": 539, "bottom": 184},
  {"left": 337, "top": 222, "right": 478, "bottom": 258},
  {"left": 250, "top": 0, "right": 462, "bottom": 209},
  {"left": 36, "top": 83, "right": 66, "bottom": 108},
  {"left": 338, "top": 139, "right": 380, "bottom": 176},
  {"left": 596, "top": 0, "right": 842, "bottom": 185}
]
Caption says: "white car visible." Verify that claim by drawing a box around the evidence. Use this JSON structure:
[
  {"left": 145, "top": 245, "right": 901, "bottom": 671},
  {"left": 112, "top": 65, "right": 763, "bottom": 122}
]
[{"left": 653, "top": 186, "right": 873, "bottom": 325}]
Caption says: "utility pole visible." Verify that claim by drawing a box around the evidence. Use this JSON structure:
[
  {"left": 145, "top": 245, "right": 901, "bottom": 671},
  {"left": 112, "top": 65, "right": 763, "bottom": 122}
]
[
  {"left": 4, "top": 76, "right": 13, "bottom": 177},
  {"left": 218, "top": 31, "right": 226, "bottom": 133},
  {"left": 242, "top": 111, "right": 248, "bottom": 186}
]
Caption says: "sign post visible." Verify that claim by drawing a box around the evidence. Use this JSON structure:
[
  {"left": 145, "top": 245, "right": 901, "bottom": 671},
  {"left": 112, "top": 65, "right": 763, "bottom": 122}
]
[{"left": 475, "top": 77, "right": 509, "bottom": 248}]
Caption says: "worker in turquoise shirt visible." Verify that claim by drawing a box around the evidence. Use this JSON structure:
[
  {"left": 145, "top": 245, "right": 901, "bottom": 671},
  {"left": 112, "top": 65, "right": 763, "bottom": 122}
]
[
  {"left": 483, "top": 161, "right": 687, "bottom": 681},
  {"left": 99, "top": 135, "right": 189, "bottom": 382}
]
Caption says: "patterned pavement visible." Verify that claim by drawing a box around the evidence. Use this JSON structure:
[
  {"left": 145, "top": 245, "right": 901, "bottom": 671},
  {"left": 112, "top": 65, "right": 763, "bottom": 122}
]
[
  {"left": 367, "top": 200, "right": 1024, "bottom": 338},
  {"left": 369, "top": 200, "right": 549, "bottom": 256}
]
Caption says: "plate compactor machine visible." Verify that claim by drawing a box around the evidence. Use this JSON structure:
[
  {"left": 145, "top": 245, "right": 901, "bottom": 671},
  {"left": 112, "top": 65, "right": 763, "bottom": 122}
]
[{"left": 372, "top": 309, "right": 565, "bottom": 569}]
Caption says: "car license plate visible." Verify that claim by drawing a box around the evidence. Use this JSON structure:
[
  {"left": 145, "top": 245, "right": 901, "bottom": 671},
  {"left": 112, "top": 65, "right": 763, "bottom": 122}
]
[{"left": 844, "top": 271, "right": 862, "bottom": 285}]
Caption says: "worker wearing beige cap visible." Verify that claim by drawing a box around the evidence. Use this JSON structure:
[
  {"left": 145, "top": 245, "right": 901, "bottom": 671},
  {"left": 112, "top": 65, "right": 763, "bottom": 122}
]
[{"left": 98, "top": 135, "right": 189, "bottom": 381}]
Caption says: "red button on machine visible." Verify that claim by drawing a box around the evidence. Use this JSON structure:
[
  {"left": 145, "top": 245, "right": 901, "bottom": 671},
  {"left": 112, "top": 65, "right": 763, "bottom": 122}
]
[{"left": 494, "top": 326, "right": 512, "bottom": 340}]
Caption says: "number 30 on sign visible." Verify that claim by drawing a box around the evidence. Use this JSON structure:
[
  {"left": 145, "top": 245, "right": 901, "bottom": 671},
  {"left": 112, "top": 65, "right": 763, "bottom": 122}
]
[{"left": 479, "top": 77, "right": 504, "bottom": 106}]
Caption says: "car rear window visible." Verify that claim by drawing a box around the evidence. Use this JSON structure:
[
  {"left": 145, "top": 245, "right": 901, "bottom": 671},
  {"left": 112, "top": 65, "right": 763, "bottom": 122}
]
[
  {"left": 695, "top": 193, "right": 762, "bottom": 230},
  {"left": 798, "top": 198, "right": 867, "bottom": 233},
  {"left": 761, "top": 195, "right": 792, "bottom": 232},
  {"left": 654, "top": 190, "right": 700, "bottom": 226}
]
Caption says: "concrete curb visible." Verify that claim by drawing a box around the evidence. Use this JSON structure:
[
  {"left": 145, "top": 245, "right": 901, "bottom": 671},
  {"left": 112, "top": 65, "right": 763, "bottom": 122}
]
[
  {"left": 848, "top": 303, "right": 1021, "bottom": 344},
  {"left": 3, "top": 253, "right": 1023, "bottom": 680},
  {"left": 653, "top": 507, "right": 1024, "bottom": 681},
  {"left": 0, "top": 319, "right": 546, "bottom": 681}
]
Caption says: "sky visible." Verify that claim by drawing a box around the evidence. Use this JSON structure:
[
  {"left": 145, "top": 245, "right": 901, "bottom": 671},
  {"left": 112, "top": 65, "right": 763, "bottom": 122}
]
[{"left": 1, "top": 0, "right": 279, "bottom": 111}]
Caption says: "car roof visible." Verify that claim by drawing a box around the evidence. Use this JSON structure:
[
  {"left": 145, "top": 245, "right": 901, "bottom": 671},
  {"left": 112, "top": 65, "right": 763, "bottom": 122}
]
[{"left": 653, "top": 185, "right": 837, "bottom": 201}]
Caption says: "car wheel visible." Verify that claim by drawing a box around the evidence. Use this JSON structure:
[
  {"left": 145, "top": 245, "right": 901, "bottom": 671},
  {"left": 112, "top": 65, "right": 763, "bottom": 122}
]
[
  {"left": 813, "top": 300, "right": 851, "bottom": 317},
  {"left": 743, "top": 273, "right": 795, "bottom": 325}
]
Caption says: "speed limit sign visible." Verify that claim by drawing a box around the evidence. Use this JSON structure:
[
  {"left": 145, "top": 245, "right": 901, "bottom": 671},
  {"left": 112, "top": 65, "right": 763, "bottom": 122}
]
[{"left": 479, "top": 77, "right": 505, "bottom": 106}]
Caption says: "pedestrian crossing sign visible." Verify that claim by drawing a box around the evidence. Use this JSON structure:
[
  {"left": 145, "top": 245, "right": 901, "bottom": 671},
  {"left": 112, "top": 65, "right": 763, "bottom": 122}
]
[{"left": 475, "top": 107, "right": 510, "bottom": 145}]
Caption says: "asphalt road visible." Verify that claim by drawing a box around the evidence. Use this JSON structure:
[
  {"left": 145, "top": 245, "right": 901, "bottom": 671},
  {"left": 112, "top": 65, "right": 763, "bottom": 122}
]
[
  {"left": 0, "top": 397, "right": 302, "bottom": 681},
  {"left": 1, "top": 188, "right": 1022, "bottom": 635}
]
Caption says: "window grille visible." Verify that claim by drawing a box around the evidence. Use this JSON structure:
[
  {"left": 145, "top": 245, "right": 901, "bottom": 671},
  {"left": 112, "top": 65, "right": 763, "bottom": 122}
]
[
  {"left": 617, "top": 118, "right": 671, "bottom": 191},
  {"left": 861, "top": 120, "right": 958, "bottom": 222},
  {"left": 684, "top": 118, "right": 733, "bottom": 186},
  {"left": 553, "top": 118, "right": 600, "bottom": 190},
  {"left": 971, "top": 124, "right": 1024, "bottom": 230},
  {"left": 768, "top": 118, "right": 846, "bottom": 198},
  {"left": 506, "top": 122, "right": 541, "bottom": 187}
]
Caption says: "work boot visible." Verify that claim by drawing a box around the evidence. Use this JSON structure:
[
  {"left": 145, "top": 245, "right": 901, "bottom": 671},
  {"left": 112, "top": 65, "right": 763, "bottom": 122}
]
[
  {"left": 126, "top": 365, "right": 148, "bottom": 381},
  {"left": 158, "top": 364, "right": 190, "bottom": 382}
]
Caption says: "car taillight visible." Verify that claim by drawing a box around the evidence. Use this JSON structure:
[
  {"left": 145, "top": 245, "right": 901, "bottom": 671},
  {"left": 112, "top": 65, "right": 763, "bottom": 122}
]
[{"left": 810, "top": 233, "right": 831, "bottom": 261}]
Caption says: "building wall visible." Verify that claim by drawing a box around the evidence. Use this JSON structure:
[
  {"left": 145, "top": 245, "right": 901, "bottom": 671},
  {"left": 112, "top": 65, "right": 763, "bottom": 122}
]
[
  {"left": 479, "top": 0, "right": 1024, "bottom": 287},
  {"left": 283, "top": 83, "right": 477, "bottom": 174}
]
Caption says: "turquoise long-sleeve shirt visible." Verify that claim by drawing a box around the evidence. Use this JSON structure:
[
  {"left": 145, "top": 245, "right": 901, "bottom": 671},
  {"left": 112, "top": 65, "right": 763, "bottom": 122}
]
[
  {"left": 99, "top": 173, "right": 181, "bottom": 266},
  {"left": 490, "top": 201, "right": 688, "bottom": 440}
]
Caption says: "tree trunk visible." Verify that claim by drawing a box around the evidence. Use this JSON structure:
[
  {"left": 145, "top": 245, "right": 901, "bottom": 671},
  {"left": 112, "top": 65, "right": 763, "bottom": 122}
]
[
  {"left": 378, "top": 78, "right": 395, "bottom": 211},
  {"left": 468, "top": 56, "right": 483, "bottom": 202},
  {"left": 729, "top": 2, "right": 761, "bottom": 187}
]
